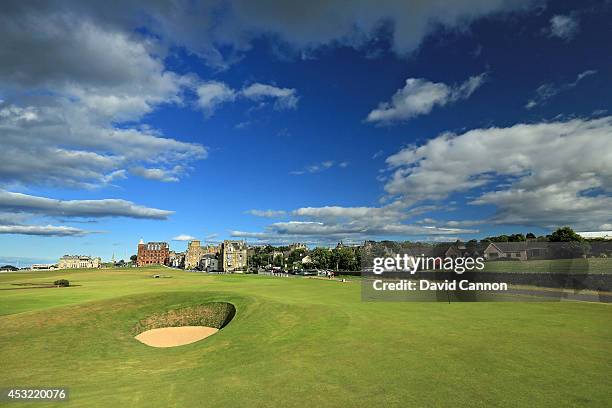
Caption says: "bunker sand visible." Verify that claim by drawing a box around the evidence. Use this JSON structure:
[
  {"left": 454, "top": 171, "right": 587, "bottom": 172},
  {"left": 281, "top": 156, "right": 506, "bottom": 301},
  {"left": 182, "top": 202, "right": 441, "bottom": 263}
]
[{"left": 135, "top": 326, "right": 218, "bottom": 347}]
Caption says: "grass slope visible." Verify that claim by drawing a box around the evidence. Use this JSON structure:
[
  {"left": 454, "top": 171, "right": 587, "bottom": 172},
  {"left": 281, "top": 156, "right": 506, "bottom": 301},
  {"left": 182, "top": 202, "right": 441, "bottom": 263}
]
[{"left": 0, "top": 267, "right": 610, "bottom": 407}]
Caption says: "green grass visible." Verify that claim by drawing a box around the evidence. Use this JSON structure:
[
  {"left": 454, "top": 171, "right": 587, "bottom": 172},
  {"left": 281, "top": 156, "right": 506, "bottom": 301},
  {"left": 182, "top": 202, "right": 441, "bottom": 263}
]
[
  {"left": 1, "top": 267, "right": 611, "bottom": 407},
  {"left": 482, "top": 258, "right": 612, "bottom": 274}
]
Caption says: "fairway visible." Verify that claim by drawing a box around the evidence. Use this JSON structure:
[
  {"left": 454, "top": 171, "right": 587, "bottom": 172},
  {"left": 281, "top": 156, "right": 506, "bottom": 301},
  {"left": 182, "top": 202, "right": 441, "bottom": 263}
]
[{"left": 1, "top": 267, "right": 611, "bottom": 407}]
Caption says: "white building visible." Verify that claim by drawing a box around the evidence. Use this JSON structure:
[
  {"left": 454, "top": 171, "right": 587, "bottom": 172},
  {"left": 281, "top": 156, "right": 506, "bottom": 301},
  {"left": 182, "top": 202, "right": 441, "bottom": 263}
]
[
  {"left": 222, "top": 240, "right": 247, "bottom": 272},
  {"left": 58, "top": 255, "right": 101, "bottom": 269},
  {"left": 577, "top": 231, "right": 612, "bottom": 240},
  {"left": 31, "top": 264, "right": 56, "bottom": 270},
  {"left": 200, "top": 254, "right": 219, "bottom": 271}
]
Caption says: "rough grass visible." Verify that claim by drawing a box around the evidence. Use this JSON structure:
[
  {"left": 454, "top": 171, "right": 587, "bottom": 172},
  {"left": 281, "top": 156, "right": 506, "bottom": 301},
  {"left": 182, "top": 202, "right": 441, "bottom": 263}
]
[
  {"left": 132, "top": 302, "right": 236, "bottom": 335},
  {"left": 0, "top": 267, "right": 610, "bottom": 408}
]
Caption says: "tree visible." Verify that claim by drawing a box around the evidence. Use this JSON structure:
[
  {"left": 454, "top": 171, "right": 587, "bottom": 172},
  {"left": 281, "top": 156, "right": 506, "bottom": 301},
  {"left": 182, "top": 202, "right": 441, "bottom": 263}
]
[
  {"left": 310, "top": 247, "right": 331, "bottom": 269},
  {"left": 508, "top": 233, "right": 526, "bottom": 242},
  {"left": 130, "top": 255, "right": 138, "bottom": 263},
  {"left": 549, "top": 227, "right": 582, "bottom": 242},
  {"left": 332, "top": 246, "right": 360, "bottom": 271},
  {"left": 287, "top": 248, "right": 307, "bottom": 265},
  {"left": 549, "top": 227, "right": 590, "bottom": 258},
  {"left": 273, "top": 254, "right": 284, "bottom": 267},
  {"left": 526, "top": 233, "right": 536, "bottom": 239}
]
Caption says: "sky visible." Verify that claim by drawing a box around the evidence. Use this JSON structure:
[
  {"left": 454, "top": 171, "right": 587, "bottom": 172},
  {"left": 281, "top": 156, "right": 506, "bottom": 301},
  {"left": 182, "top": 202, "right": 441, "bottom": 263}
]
[{"left": 0, "top": 0, "right": 611, "bottom": 264}]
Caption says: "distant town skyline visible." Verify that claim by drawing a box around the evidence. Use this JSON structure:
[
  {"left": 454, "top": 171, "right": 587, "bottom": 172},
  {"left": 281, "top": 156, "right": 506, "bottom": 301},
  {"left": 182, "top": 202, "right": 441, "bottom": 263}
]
[{"left": 1, "top": 0, "right": 611, "bottom": 263}]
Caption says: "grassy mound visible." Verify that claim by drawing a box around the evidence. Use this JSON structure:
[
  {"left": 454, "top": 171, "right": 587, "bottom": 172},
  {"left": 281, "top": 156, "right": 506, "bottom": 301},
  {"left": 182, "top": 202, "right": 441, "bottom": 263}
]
[{"left": 132, "top": 302, "right": 235, "bottom": 335}]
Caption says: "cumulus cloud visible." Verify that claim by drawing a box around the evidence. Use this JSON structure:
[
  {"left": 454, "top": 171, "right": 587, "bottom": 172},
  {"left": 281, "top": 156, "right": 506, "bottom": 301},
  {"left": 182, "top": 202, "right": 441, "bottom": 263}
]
[
  {"left": 1, "top": 1, "right": 538, "bottom": 70},
  {"left": 0, "top": 5, "right": 207, "bottom": 189},
  {"left": 236, "top": 116, "right": 612, "bottom": 242},
  {"left": 246, "top": 209, "right": 287, "bottom": 218},
  {"left": 0, "top": 191, "right": 173, "bottom": 220},
  {"left": 196, "top": 81, "right": 236, "bottom": 115},
  {"left": 525, "top": 70, "right": 596, "bottom": 109},
  {"left": 385, "top": 116, "right": 612, "bottom": 230},
  {"left": 241, "top": 83, "right": 299, "bottom": 110},
  {"left": 548, "top": 15, "right": 579, "bottom": 40},
  {"left": 366, "top": 73, "right": 487, "bottom": 124},
  {"left": 195, "top": 82, "right": 299, "bottom": 116},
  {"left": 172, "top": 234, "right": 196, "bottom": 241},
  {"left": 129, "top": 166, "right": 186, "bottom": 183},
  {"left": 221, "top": 1, "right": 534, "bottom": 64}
]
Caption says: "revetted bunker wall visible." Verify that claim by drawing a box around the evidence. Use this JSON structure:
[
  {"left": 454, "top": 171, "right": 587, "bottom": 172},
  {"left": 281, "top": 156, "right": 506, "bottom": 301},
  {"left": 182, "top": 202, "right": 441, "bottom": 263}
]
[{"left": 132, "top": 302, "right": 236, "bottom": 335}]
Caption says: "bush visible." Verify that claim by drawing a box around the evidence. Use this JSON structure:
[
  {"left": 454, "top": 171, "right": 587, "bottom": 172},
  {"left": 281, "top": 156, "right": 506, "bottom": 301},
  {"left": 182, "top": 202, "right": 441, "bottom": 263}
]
[{"left": 54, "top": 279, "right": 70, "bottom": 287}]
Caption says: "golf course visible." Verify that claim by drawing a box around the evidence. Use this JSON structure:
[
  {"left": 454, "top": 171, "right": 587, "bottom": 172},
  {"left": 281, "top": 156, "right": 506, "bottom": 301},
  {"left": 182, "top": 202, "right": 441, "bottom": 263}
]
[{"left": 1, "top": 267, "right": 610, "bottom": 407}]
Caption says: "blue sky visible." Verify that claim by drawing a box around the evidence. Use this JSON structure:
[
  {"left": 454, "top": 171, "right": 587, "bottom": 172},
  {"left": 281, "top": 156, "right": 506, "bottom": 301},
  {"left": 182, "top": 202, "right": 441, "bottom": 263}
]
[{"left": 1, "top": 0, "right": 611, "bottom": 264}]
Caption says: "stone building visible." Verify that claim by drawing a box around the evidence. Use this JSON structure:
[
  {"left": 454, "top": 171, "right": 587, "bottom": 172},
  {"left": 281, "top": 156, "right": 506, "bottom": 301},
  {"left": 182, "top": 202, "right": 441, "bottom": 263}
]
[
  {"left": 289, "top": 242, "right": 308, "bottom": 251},
  {"left": 185, "top": 240, "right": 220, "bottom": 269},
  {"left": 137, "top": 240, "right": 170, "bottom": 266},
  {"left": 185, "top": 240, "right": 204, "bottom": 269},
  {"left": 169, "top": 251, "right": 185, "bottom": 268},
  {"left": 58, "top": 255, "right": 101, "bottom": 269},
  {"left": 222, "top": 240, "right": 247, "bottom": 272},
  {"left": 200, "top": 254, "right": 219, "bottom": 271}
]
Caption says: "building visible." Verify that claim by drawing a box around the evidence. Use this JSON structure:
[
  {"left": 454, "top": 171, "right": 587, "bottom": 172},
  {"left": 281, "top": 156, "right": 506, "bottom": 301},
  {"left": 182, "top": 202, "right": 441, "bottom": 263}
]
[
  {"left": 31, "top": 264, "right": 57, "bottom": 270},
  {"left": 137, "top": 240, "right": 170, "bottom": 266},
  {"left": 58, "top": 255, "right": 101, "bottom": 269},
  {"left": 289, "top": 242, "right": 308, "bottom": 251},
  {"left": 185, "top": 240, "right": 204, "bottom": 269},
  {"left": 483, "top": 242, "right": 549, "bottom": 261},
  {"left": 169, "top": 251, "right": 185, "bottom": 268},
  {"left": 200, "top": 254, "right": 219, "bottom": 271},
  {"left": 222, "top": 240, "right": 247, "bottom": 272},
  {"left": 577, "top": 231, "right": 612, "bottom": 240},
  {"left": 185, "top": 240, "right": 220, "bottom": 270}
]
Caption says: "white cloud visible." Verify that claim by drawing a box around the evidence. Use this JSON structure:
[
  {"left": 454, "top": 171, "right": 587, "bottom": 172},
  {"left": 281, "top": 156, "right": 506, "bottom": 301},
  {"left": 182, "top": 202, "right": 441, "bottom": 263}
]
[
  {"left": 0, "top": 190, "right": 173, "bottom": 219},
  {"left": 366, "top": 73, "right": 486, "bottom": 124},
  {"left": 0, "top": 224, "right": 89, "bottom": 236},
  {"left": 238, "top": 117, "right": 612, "bottom": 242},
  {"left": 196, "top": 81, "right": 236, "bottom": 115},
  {"left": 129, "top": 166, "right": 186, "bottom": 183},
  {"left": 246, "top": 209, "right": 287, "bottom": 218},
  {"left": 231, "top": 201, "right": 475, "bottom": 244},
  {"left": 195, "top": 82, "right": 299, "bottom": 116},
  {"left": 385, "top": 116, "right": 612, "bottom": 230},
  {"left": 525, "top": 70, "right": 596, "bottom": 109},
  {"left": 290, "top": 160, "right": 347, "bottom": 175},
  {"left": 0, "top": 9, "right": 207, "bottom": 189},
  {"left": 241, "top": 83, "right": 299, "bottom": 110},
  {"left": 172, "top": 234, "right": 196, "bottom": 241},
  {"left": 549, "top": 15, "right": 579, "bottom": 40}
]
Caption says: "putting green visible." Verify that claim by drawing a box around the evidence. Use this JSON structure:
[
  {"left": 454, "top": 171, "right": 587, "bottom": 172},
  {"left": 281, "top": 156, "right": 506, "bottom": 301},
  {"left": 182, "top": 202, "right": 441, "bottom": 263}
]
[{"left": 0, "top": 267, "right": 610, "bottom": 407}]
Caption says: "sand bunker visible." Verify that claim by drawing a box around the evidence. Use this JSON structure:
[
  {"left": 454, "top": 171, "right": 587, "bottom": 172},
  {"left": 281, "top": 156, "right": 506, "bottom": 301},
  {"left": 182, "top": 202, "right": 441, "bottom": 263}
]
[
  {"left": 135, "top": 326, "right": 218, "bottom": 347},
  {"left": 132, "top": 302, "right": 235, "bottom": 348}
]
